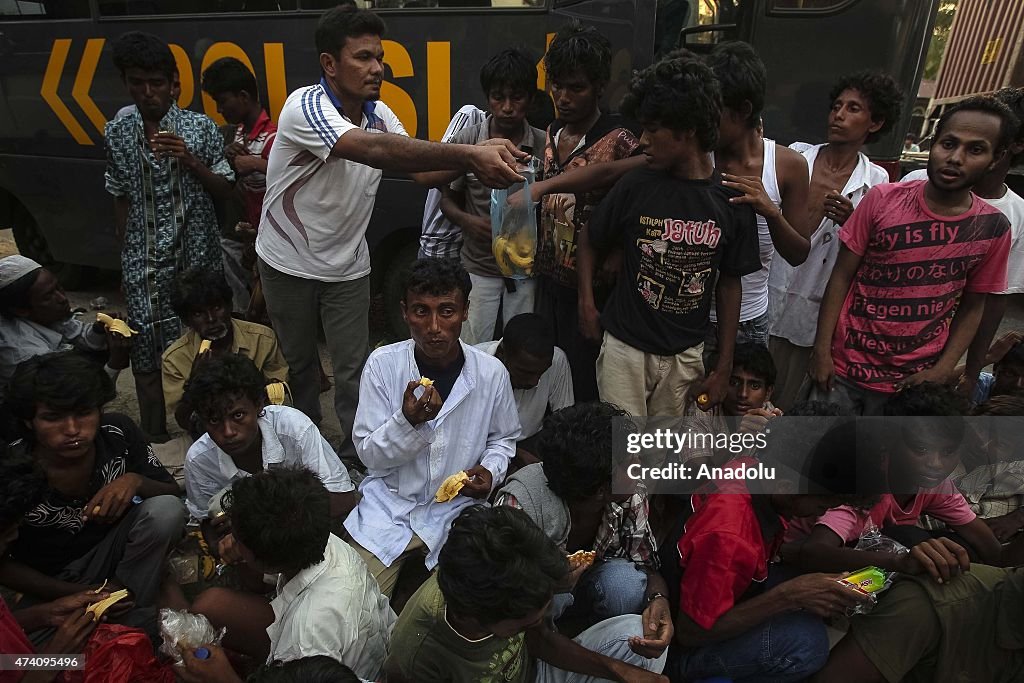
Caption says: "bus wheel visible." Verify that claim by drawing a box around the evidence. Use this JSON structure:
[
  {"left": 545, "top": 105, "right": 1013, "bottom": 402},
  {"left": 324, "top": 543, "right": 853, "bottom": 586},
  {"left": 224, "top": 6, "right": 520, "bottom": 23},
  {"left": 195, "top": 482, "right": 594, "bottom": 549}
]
[
  {"left": 11, "top": 205, "right": 91, "bottom": 290},
  {"left": 382, "top": 240, "right": 420, "bottom": 340}
]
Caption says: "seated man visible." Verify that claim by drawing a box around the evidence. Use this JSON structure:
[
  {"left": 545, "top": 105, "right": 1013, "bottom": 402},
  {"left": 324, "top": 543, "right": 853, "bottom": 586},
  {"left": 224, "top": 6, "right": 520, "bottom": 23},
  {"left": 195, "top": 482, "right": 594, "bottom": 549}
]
[
  {"left": 814, "top": 564, "right": 1024, "bottom": 682},
  {"left": 496, "top": 402, "right": 670, "bottom": 638},
  {"left": 0, "top": 353, "right": 184, "bottom": 639},
  {"left": 191, "top": 467, "right": 395, "bottom": 680},
  {"left": 683, "top": 343, "right": 782, "bottom": 467},
  {"left": 0, "top": 255, "right": 130, "bottom": 390},
  {"left": 662, "top": 420, "right": 881, "bottom": 682},
  {"left": 477, "top": 313, "right": 574, "bottom": 467},
  {"left": 786, "top": 383, "right": 1002, "bottom": 576},
  {"left": 345, "top": 259, "right": 520, "bottom": 598},
  {"left": 385, "top": 505, "right": 668, "bottom": 682},
  {"left": 162, "top": 268, "right": 288, "bottom": 432},
  {"left": 182, "top": 353, "right": 356, "bottom": 525}
]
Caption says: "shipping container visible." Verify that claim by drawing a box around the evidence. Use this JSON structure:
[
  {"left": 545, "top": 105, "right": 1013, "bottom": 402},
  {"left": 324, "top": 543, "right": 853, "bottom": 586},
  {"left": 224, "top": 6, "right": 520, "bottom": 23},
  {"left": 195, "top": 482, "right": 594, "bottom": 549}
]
[{"left": 933, "top": 0, "right": 1024, "bottom": 104}]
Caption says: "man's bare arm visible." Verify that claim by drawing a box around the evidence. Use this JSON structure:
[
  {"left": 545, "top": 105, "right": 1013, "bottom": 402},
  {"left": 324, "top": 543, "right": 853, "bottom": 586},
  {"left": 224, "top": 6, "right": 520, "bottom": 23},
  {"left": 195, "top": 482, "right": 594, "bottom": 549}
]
[
  {"left": 770, "top": 147, "right": 812, "bottom": 265},
  {"left": 531, "top": 156, "right": 647, "bottom": 201}
]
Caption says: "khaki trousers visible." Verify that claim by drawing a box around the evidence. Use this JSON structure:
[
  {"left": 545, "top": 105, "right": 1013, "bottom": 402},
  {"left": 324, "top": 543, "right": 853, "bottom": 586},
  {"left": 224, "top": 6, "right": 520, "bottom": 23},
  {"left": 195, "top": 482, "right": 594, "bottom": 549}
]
[
  {"left": 348, "top": 534, "right": 428, "bottom": 598},
  {"left": 596, "top": 332, "right": 704, "bottom": 417}
]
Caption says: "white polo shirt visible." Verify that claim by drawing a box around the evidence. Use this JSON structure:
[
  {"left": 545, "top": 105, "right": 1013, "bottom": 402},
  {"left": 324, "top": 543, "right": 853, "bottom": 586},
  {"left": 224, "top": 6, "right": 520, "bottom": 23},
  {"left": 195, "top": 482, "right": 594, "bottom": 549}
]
[{"left": 256, "top": 79, "right": 407, "bottom": 282}]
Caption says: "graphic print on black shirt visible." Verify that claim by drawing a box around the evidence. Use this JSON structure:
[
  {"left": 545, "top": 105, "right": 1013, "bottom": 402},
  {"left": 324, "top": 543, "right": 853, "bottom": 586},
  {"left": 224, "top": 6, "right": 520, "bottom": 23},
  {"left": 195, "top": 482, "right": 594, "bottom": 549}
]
[{"left": 588, "top": 168, "right": 760, "bottom": 356}]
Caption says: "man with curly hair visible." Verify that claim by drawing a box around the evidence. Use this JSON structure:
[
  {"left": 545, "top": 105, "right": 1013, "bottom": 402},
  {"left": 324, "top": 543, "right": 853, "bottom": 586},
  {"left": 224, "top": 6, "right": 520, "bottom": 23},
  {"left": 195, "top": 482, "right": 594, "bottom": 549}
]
[
  {"left": 577, "top": 53, "right": 760, "bottom": 416},
  {"left": 768, "top": 71, "right": 900, "bottom": 409},
  {"left": 808, "top": 97, "right": 1017, "bottom": 415},
  {"left": 105, "top": 31, "right": 234, "bottom": 443}
]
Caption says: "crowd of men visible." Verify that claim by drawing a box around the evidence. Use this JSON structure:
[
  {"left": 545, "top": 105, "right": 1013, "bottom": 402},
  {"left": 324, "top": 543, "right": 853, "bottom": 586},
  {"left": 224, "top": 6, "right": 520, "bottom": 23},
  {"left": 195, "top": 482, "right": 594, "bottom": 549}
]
[{"left": 0, "top": 3, "right": 1023, "bottom": 683}]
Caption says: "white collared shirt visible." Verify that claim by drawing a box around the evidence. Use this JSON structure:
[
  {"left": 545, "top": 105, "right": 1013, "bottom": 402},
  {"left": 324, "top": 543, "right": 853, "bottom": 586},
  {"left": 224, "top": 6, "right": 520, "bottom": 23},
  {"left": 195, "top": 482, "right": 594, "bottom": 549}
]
[
  {"left": 267, "top": 534, "right": 396, "bottom": 681},
  {"left": 767, "top": 142, "right": 890, "bottom": 346},
  {"left": 344, "top": 340, "right": 520, "bottom": 569},
  {"left": 0, "top": 316, "right": 107, "bottom": 388},
  {"left": 184, "top": 404, "right": 354, "bottom": 520},
  {"left": 476, "top": 339, "right": 574, "bottom": 439}
]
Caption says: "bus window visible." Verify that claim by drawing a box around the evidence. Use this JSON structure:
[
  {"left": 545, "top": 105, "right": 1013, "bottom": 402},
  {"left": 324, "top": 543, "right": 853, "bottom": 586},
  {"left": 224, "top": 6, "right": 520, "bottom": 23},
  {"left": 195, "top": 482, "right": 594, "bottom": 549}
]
[
  {"left": 97, "top": 0, "right": 298, "bottom": 15},
  {"left": 770, "top": 0, "right": 849, "bottom": 9},
  {"left": 0, "top": 0, "right": 89, "bottom": 17},
  {"left": 655, "top": 0, "right": 745, "bottom": 55},
  {"left": 363, "top": 0, "right": 540, "bottom": 7}
]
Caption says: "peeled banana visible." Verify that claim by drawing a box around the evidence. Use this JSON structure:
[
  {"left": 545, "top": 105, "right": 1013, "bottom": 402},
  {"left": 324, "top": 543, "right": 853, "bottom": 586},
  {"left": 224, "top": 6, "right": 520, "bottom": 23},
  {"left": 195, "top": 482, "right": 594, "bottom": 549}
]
[
  {"left": 266, "top": 381, "right": 289, "bottom": 405},
  {"left": 492, "top": 232, "right": 535, "bottom": 277},
  {"left": 96, "top": 312, "right": 138, "bottom": 338},
  {"left": 434, "top": 471, "right": 469, "bottom": 503},
  {"left": 199, "top": 339, "right": 212, "bottom": 354},
  {"left": 86, "top": 588, "right": 130, "bottom": 621}
]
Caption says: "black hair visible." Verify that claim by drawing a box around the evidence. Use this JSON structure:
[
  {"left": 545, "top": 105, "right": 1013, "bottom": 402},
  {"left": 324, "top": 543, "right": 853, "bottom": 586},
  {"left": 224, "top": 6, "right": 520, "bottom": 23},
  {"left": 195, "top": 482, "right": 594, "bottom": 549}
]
[
  {"left": 201, "top": 57, "right": 260, "bottom": 101},
  {"left": 171, "top": 268, "right": 234, "bottom": 320},
  {"left": 732, "top": 343, "right": 776, "bottom": 387},
  {"left": 620, "top": 53, "right": 722, "bottom": 151},
  {"left": 528, "top": 89, "right": 556, "bottom": 132},
  {"left": 786, "top": 400, "right": 844, "bottom": 417},
  {"left": 0, "top": 454, "right": 46, "bottom": 529},
  {"left": 502, "top": 313, "right": 554, "bottom": 361},
  {"left": 971, "top": 393, "right": 1024, "bottom": 416},
  {"left": 543, "top": 21, "right": 612, "bottom": 88},
  {"left": 540, "top": 402, "right": 630, "bottom": 502},
  {"left": 705, "top": 41, "right": 766, "bottom": 128},
  {"left": 401, "top": 258, "right": 471, "bottom": 304},
  {"left": 828, "top": 71, "right": 902, "bottom": 144},
  {"left": 223, "top": 466, "right": 330, "bottom": 575},
  {"left": 182, "top": 353, "right": 268, "bottom": 421},
  {"left": 249, "top": 657, "right": 360, "bottom": 683},
  {"left": 6, "top": 352, "right": 115, "bottom": 423},
  {"left": 934, "top": 95, "right": 1021, "bottom": 154},
  {"left": 883, "top": 382, "right": 966, "bottom": 417},
  {"left": 0, "top": 269, "right": 42, "bottom": 319},
  {"left": 480, "top": 49, "right": 537, "bottom": 99},
  {"left": 111, "top": 31, "right": 176, "bottom": 81},
  {"left": 315, "top": 5, "right": 386, "bottom": 58},
  {"left": 995, "top": 340, "right": 1024, "bottom": 371},
  {"left": 438, "top": 505, "right": 567, "bottom": 624},
  {"left": 994, "top": 87, "right": 1024, "bottom": 164}
]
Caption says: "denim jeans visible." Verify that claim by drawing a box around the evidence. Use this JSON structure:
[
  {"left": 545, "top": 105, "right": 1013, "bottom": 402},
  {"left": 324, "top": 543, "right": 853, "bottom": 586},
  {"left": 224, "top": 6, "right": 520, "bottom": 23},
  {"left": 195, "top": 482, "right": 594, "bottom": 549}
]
[
  {"left": 534, "top": 614, "right": 668, "bottom": 682},
  {"left": 666, "top": 610, "right": 830, "bottom": 682},
  {"left": 551, "top": 558, "right": 649, "bottom": 622},
  {"left": 703, "top": 310, "right": 770, "bottom": 371}
]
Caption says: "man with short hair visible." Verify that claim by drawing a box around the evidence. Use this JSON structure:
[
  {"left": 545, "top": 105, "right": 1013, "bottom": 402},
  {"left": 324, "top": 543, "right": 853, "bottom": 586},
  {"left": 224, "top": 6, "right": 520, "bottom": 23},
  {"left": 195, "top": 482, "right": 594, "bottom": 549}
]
[
  {"left": 767, "top": 71, "right": 900, "bottom": 410},
  {"left": 162, "top": 268, "right": 288, "bottom": 432},
  {"left": 345, "top": 258, "right": 520, "bottom": 598},
  {"left": 477, "top": 312, "right": 573, "bottom": 466},
  {"left": 256, "top": 6, "right": 525, "bottom": 461},
  {"left": 808, "top": 97, "right": 1018, "bottom": 415},
  {"left": 385, "top": 505, "right": 668, "bottom": 682},
  {"left": 441, "top": 49, "right": 546, "bottom": 344},
  {"left": 105, "top": 31, "right": 234, "bottom": 442},
  {"left": 0, "top": 255, "right": 130, "bottom": 390}
]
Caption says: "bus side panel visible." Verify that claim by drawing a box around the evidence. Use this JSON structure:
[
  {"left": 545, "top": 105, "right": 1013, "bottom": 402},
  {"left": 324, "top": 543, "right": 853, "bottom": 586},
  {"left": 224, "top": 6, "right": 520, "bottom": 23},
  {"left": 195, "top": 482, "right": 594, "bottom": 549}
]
[{"left": 749, "top": 0, "right": 938, "bottom": 160}]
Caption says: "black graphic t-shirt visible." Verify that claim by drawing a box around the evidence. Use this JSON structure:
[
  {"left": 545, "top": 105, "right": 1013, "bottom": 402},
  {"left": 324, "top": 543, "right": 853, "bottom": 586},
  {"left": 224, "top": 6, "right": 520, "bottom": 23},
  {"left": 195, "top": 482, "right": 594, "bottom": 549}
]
[
  {"left": 589, "top": 168, "right": 760, "bottom": 355},
  {"left": 10, "top": 413, "right": 175, "bottom": 575}
]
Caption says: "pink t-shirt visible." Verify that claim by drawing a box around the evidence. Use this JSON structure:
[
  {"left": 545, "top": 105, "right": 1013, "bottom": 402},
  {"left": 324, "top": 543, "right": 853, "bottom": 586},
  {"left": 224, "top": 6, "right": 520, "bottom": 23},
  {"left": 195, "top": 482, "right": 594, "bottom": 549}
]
[
  {"left": 833, "top": 181, "right": 1011, "bottom": 392},
  {"left": 786, "top": 479, "right": 976, "bottom": 544}
]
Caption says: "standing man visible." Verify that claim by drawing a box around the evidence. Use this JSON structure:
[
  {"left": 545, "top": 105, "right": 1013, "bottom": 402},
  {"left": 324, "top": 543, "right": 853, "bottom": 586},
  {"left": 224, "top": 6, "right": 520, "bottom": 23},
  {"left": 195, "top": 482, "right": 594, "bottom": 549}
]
[
  {"left": 767, "top": 72, "right": 900, "bottom": 409},
  {"left": 808, "top": 97, "right": 1017, "bottom": 414},
  {"left": 256, "top": 6, "right": 524, "bottom": 459},
  {"left": 105, "top": 31, "right": 234, "bottom": 442}
]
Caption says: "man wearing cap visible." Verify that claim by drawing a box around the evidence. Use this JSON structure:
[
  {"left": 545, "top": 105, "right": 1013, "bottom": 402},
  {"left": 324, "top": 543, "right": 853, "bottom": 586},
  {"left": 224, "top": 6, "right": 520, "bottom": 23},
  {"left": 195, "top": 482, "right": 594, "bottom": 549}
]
[{"left": 0, "top": 255, "right": 131, "bottom": 390}]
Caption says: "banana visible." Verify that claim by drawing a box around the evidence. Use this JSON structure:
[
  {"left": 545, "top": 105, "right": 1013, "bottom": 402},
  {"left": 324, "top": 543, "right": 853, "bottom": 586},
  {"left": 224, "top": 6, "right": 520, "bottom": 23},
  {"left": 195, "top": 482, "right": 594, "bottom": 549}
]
[
  {"left": 434, "top": 471, "right": 470, "bottom": 503},
  {"left": 86, "top": 589, "right": 130, "bottom": 621},
  {"left": 95, "top": 312, "right": 138, "bottom": 338},
  {"left": 567, "top": 550, "right": 597, "bottom": 571},
  {"left": 418, "top": 377, "right": 434, "bottom": 388},
  {"left": 266, "top": 381, "right": 289, "bottom": 405},
  {"left": 492, "top": 234, "right": 535, "bottom": 273},
  {"left": 199, "top": 339, "right": 212, "bottom": 354}
]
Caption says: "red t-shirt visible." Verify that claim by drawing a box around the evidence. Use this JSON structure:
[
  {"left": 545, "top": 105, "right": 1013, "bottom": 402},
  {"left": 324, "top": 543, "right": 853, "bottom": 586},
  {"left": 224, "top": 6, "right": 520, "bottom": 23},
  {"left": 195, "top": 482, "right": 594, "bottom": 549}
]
[
  {"left": 833, "top": 181, "right": 1010, "bottom": 392},
  {"left": 234, "top": 109, "right": 278, "bottom": 229},
  {"left": 0, "top": 598, "right": 34, "bottom": 682},
  {"left": 675, "top": 458, "right": 786, "bottom": 630}
]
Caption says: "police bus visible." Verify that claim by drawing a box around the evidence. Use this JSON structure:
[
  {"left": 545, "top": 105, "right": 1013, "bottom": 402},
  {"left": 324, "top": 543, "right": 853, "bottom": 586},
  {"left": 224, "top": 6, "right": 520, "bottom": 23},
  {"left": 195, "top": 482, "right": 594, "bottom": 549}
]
[{"left": 0, "top": 0, "right": 938, "bottom": 333}]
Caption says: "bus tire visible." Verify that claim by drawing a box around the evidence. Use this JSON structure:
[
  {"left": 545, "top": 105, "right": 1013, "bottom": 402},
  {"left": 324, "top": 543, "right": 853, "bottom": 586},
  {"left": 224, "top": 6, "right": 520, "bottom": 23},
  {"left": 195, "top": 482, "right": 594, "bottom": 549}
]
[
  {"left": 11, "top": 205, "right": 92, "bottom": 290},
  {"left": 382, "top": 240, "right": 420, "bottom": 340}
]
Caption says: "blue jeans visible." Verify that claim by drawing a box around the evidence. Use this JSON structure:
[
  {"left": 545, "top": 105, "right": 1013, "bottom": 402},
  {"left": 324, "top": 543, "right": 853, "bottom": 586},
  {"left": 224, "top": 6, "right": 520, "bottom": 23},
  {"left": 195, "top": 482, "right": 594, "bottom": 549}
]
[
  {"left": 552, "top": 558, "right": 648, "bottom": 621},
  {"left": 535, "top": 614, "right": 668, "bottom": 682},
  {"left": 703, "top": 310, "right": 770, "bottom": 371},
  {"left": 667, "top": 610, "right": 830, "bottom": 682}
]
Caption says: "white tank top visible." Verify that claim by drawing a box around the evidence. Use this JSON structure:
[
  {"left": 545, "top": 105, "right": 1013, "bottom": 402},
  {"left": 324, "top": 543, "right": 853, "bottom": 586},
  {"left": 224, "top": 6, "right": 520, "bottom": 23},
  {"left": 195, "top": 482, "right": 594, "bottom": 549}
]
[{"left": 710, "top": 138, "right": 782, "bottom": 323}]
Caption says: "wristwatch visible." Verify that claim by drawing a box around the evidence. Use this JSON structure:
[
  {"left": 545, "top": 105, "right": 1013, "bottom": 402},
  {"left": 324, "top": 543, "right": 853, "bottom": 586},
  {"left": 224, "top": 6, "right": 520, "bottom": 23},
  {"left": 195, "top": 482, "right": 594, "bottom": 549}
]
[{"left": 646, "top": 592, "right": 668, "bottom": 605}]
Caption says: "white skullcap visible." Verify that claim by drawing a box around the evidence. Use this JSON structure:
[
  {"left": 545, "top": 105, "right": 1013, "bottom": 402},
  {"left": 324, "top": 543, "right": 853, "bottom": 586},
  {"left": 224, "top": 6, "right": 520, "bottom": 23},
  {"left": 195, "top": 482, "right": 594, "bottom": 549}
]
[{"left": 0, "top": 255, "right": 43, "bottom": 290}]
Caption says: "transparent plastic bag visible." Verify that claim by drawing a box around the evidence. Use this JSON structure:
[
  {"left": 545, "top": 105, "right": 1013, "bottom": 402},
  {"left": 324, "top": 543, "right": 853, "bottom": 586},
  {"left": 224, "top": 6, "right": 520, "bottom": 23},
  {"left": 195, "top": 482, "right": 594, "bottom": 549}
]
[
  {"left": 838, "top": 524, "right": 908, "bottom": 616},
  {"left": 158, "top": 608, "right": 225, "bottom": 665},
  {"left": 854, "top": 522, "right": 910, "bottom": 556},
  {"left": 490, "top": 160, "right": 539, "bottom": 280}
]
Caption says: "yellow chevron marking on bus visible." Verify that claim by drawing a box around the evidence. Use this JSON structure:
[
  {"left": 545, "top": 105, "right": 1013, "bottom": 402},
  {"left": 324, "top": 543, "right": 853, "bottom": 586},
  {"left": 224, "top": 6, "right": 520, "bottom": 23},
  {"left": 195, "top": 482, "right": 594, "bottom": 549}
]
[
  {"left": 72, "top": 38, "right": 107, "bottom": 136},
  {"left": 42, "top": 39, "right": 93, "bottom": 145}
]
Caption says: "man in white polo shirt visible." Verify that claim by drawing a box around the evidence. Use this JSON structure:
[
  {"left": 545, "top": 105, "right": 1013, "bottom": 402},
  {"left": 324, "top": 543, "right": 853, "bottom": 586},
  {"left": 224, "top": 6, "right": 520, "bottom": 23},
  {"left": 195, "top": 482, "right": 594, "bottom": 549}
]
[{"left": 256, "top": 6, "right": 525, "bottom": 460}]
